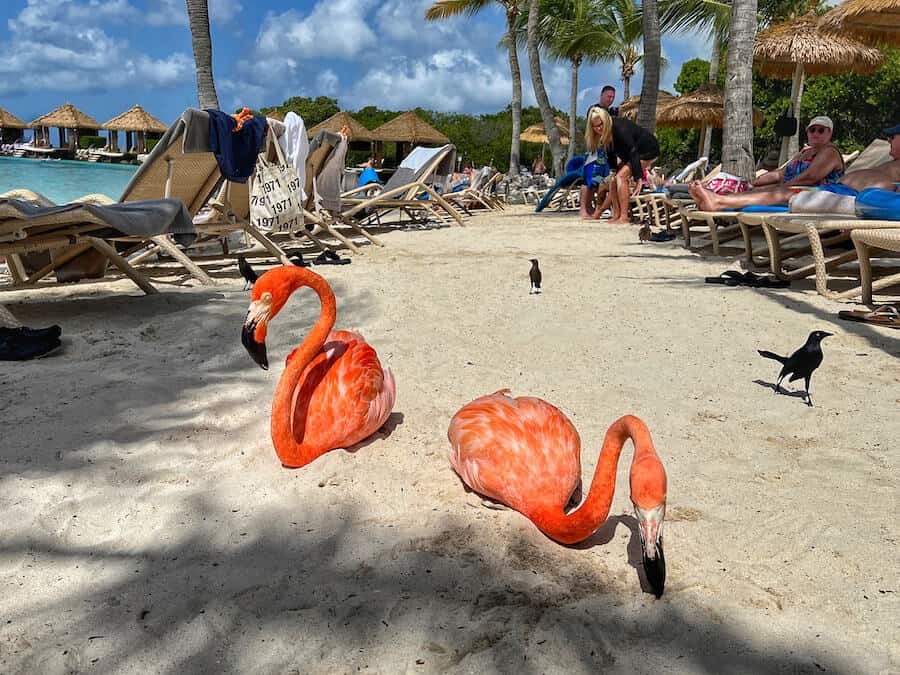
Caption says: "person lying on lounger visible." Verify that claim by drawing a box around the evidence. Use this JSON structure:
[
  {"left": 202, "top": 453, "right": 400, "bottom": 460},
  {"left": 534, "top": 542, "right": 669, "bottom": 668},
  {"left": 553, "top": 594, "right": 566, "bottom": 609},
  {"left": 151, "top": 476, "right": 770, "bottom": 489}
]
[{"left": 690, "top": 123, "right": 900, "bottom": 212}]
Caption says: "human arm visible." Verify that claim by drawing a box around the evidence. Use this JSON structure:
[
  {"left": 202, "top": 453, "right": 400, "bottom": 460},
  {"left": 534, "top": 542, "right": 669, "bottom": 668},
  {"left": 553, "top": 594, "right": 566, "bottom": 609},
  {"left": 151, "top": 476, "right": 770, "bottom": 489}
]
[
  {"left": 751, "top": 168, "right": 783, "bottom": 187},
  {"left": 783, "top": 146, "right": 842, "bottom": 187}
]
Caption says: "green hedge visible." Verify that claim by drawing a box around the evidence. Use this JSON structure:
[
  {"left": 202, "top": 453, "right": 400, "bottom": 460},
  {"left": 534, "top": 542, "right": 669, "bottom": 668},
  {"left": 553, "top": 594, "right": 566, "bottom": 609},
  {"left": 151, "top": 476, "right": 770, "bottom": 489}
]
[
  {"left": 145, "top": 138, "right": 158, "bottom": 152},
  {"left": 78, "top": 135, "right": 106, "bottom": 149}
]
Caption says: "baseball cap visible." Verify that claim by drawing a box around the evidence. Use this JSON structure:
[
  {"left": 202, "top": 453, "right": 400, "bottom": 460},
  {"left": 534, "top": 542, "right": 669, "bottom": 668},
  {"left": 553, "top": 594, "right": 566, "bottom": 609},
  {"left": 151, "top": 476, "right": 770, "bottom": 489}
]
[
  {"left": 885, "top": 123, "right": 900, "bottom": 136},
  {"left": 806, "top": 116, "right": 833, "bottom": 130}
]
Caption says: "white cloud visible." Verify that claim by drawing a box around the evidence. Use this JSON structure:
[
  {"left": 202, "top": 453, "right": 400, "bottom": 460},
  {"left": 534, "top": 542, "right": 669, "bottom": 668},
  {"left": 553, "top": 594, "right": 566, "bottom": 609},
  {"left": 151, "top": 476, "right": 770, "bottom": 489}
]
[
  {"left": 316, "top": 69, "right": 339, "bottom": 96},
  {"left": 0, "top": 0, "right": 193, "bottom": 96},
  {"left": 347, "top": 50, "right": 511, "bottom": 112},
  {"left": 256, "top": 0, "right": 378, "bottom": 60}
]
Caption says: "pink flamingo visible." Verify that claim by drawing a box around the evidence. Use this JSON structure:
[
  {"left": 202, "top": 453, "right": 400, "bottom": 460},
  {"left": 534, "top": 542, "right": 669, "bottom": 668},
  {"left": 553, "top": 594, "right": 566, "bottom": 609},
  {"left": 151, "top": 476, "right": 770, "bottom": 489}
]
[
  {"left": 242, "top": 266, "right": 395, "bottom": 468},
  {"left": 448, "top": 389, "right": 667, "bottom": 596}
]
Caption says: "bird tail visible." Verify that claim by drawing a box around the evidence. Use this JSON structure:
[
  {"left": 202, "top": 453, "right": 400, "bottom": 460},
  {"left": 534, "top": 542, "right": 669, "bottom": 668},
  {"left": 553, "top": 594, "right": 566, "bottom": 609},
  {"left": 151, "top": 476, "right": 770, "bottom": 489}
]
[{"left": 757, "top": 350, "right": 787, "bottom": 364}]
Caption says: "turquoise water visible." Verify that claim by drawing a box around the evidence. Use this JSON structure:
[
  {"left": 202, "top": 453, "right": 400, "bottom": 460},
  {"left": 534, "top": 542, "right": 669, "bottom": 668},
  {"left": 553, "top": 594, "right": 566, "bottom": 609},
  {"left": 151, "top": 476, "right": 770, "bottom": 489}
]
[{"left": 0, "top": 156, "right": 138, "bottom": 204}]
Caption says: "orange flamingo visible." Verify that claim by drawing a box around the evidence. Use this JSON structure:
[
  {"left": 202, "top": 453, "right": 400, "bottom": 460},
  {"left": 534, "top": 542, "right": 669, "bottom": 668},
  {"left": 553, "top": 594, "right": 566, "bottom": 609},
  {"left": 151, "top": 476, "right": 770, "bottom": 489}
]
[
  {"left": 448, "top": 390, "right": 667, "bottom": 596},
  {"left": 241, "top": 266, "right": 396, "bottom": 468}
]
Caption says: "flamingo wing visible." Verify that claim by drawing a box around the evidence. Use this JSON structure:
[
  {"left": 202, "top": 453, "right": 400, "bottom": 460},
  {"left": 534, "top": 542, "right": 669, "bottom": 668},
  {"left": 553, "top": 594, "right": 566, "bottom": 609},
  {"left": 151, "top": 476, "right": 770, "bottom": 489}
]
[
  {"left": 292, "top": 330, "right": 395, "bottom": 451},
  {"left": 448, "top": 390, "right": 582, "bottom": 513}
]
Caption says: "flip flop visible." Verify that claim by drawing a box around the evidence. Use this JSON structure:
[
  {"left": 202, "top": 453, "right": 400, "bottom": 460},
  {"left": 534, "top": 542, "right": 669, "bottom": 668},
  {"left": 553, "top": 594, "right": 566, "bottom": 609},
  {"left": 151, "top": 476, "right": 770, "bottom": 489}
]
[
  {"left": 741, "top": 271, "right": 790, "bottom": 288},
  {"left": 649, "top": 230, "right": 676, "bottom": 242},
  {"left": 837, "top": 305, "right": 900, "bottom": 329},
  {"left": 704, "top": 270, "right": 745, "bottom": 286},
  {"left": 313, "top": 252, "right": 351, "bottom": 266}
]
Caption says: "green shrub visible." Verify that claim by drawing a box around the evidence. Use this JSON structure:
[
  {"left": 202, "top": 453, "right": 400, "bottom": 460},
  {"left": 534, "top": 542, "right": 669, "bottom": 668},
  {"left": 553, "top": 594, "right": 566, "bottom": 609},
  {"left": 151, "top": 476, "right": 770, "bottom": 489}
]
[
  {"left": 79, "top": 135, "right": 106, "bottom": 149},
  {"left": 146, "top": 138, "right": 158, "bottom": 152}
]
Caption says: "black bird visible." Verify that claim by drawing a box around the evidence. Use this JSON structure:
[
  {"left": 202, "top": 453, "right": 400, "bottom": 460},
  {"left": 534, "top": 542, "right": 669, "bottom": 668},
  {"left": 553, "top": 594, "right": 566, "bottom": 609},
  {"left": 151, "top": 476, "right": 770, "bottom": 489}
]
[
  {"left": 529, "top": 258, "right": 542, "bottom": 294},
  {"left": 238, "top": 256, "right": 258, "bottom": 290},
  {"left": 758, "top": 330, "right": 833, "bottom": 406}
]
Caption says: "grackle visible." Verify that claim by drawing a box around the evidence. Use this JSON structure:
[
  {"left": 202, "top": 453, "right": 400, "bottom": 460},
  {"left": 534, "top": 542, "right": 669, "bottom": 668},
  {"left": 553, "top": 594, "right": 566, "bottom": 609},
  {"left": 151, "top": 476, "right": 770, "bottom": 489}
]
[
  {"left": 529, "top": 259, "right": 542, "bottom": 294},
  {"left": 638, "top": 220, "right": 651, "bottom": 243},
  {"left": 237, "top": 256, "right": 258, "bottom": 290},
  {"left": 758, "top": 330, "right": 832, "bottom": 406}
]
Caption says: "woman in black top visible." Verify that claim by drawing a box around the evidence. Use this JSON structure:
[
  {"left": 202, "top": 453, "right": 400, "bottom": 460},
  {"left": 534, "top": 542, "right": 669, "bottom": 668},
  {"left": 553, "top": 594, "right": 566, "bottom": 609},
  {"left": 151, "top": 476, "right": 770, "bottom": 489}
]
[{"left": 607, "top": 116, "right": 659, "bottom": 224}]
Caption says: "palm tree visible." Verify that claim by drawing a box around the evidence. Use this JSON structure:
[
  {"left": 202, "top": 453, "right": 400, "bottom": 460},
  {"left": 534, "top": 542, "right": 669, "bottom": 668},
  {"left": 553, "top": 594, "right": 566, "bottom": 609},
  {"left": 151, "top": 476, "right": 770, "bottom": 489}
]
[
  {"left": 426, "top": 1, "right": 526, "bottom": 174},
  {"left": 532, "top": 0, "right": 616, "bottom": 161},
  {"left": 637, "top": 0, "right": 662, "bottom": 131},
  {"left": 185, "top": 0, "right": 219, "bottom": 109},
  {"left": 721, "top": 0, "right": 757, "bottom": 178},
  {"left": 659, "top": 0, "right": 731, "bottom": 155},
  {"left": 526, "top": 0, "right": 565, "bottom": 176},
  {"left": 605, "top": 0, "right": 644, "bottom": 100}
]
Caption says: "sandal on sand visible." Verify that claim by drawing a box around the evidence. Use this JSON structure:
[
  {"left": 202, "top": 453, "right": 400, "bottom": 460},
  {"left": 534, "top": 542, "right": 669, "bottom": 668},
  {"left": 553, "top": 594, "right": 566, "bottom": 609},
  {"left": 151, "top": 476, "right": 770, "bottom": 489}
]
[
  {"left": 649, "top": 230, "right": 676, "bottom": 242},
  {"left": 313, "top": 251, "right": 351, "bottom": 266},
  {"left": 704, "top": 270, "right": 790, "bottom": 288},
  {"left": 837, "top": 305, "right": 900, "bottom": 329}
]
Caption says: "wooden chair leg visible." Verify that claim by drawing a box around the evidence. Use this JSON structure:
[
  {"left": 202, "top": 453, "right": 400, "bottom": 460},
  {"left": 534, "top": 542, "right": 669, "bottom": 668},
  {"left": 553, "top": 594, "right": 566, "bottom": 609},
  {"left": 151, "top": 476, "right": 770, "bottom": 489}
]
[{"left": 87, "top": 237, "right": 158, "bottom": 295}]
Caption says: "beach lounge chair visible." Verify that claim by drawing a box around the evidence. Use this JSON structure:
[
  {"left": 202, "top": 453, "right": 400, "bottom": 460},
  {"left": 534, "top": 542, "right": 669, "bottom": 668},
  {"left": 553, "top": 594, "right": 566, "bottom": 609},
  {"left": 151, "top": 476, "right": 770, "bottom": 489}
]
[
  {"left": 851, "top": 228, "right": 900, "bottom": 304},
  {"left": 0, "top": 192, "right": 196, "bottom": 295},
  {"left": 340, "top": 144, "right": 465, "bottom": 228}
]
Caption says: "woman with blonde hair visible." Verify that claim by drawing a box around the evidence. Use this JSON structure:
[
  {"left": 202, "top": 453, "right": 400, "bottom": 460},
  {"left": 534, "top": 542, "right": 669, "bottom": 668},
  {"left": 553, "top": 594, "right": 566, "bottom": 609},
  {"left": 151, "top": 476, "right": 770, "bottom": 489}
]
[{"left": 579, "top": 105, "right": 614, "bottom": 219}]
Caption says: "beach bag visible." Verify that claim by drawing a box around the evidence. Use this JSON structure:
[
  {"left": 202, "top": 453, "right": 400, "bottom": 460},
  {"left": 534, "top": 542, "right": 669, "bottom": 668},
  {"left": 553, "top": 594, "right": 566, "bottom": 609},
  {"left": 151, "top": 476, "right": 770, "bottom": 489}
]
[
  {"left": 775, "top": 107, "right": 798, "bottom": 137},
  {"left": 705, "top": 171, "right": 750, "bottom": 195},
  {"left": 250, "top": 133, "right": 303, "bottom": 233}
]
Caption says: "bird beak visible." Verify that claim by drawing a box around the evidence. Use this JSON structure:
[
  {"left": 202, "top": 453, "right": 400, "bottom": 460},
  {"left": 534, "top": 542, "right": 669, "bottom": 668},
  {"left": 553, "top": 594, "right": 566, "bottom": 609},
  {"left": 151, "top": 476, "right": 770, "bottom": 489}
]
[
  {"left": 822, "top": 332, "right": 833, "bottom": 338},
  {"left": 241, "top": 299, "right": 270, "bottom": 370},
  {"left": 635, "top": 503, "right": 666, "bottom": 598}
]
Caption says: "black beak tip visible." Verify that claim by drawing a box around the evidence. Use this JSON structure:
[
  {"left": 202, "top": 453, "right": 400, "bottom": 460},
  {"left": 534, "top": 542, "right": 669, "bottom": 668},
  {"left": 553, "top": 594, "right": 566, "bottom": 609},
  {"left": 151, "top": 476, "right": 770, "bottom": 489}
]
[
  {"left": 241, "top": 322, "right": 269, "bottom": 370},
  {"left": 642, "top": 541, "right": 666, "bottom": 598}
]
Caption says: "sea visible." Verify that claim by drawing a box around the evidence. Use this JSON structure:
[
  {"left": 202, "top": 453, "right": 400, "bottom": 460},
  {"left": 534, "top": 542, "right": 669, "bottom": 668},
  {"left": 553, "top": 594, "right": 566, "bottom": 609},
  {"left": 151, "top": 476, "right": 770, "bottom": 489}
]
[{"left": 0, "top": 156, "right": 138, "bottom": 204}]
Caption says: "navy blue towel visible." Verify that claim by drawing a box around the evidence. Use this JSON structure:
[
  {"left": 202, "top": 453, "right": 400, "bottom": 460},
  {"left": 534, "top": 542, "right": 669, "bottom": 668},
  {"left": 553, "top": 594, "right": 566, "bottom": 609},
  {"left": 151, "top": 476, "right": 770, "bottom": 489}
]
[{"left": 206, "top": 109, "right": 267, "bottom": 183}]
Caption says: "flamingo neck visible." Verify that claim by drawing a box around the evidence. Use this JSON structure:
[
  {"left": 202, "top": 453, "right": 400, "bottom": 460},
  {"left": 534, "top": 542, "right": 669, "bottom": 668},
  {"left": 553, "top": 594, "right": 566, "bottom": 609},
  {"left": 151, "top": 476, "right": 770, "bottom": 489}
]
[
  {"left": 530, "top": 415, "right": 656, "bottom": 545},
  {"left": 270, "top": 269, "right": 336, "bottom": 467}
]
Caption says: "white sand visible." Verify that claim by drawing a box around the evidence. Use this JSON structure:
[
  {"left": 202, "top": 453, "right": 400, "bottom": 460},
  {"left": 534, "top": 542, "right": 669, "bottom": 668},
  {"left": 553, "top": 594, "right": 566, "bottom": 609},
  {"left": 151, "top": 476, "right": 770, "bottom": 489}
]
[{"left": 1, "top": 206, "right": 898, "bottom": 674}]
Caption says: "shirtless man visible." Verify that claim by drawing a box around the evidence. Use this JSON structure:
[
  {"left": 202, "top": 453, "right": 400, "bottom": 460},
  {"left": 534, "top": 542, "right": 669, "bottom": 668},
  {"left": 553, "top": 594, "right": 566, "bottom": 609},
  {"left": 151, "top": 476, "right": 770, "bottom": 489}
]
[{"left": 690, "top": 124, "right": 900, "bottom": 211}]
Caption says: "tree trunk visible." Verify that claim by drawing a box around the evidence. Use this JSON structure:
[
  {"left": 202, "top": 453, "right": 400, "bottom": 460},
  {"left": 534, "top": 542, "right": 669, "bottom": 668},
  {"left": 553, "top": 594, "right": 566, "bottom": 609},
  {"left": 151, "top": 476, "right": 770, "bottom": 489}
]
[
  {"left": 568, "top": 57, "right": 580, "bottom": 162},
  {"left": 623, "top": 77, "right": 630, "bottom": 100},
  {"left": 527, "top": 0, "right": 564, "bottom": 177},
  {"left": 507, "top": 7, "right": 523, "bottom": 175},
  {"left": 701, "top": 34, "right": 722, "bottom": 160},
  {"left": 185, "top": 0, "right": 219, "bottom": 110},
  {"left": 721, "top": 0, "right": 757, "bottom": 179},
  {"left": 779, "top": 63, "right": 804, "bottom": 165},
  {"left": 636, "top": 0, "right": 661, "bottom": 132}
]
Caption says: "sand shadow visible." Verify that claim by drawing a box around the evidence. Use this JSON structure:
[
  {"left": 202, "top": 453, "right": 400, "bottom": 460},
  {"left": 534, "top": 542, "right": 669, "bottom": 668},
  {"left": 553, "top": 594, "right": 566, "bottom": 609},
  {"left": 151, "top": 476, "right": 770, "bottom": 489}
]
[{"left": 753, "top": 378, "right": 810, "bottom": 403}]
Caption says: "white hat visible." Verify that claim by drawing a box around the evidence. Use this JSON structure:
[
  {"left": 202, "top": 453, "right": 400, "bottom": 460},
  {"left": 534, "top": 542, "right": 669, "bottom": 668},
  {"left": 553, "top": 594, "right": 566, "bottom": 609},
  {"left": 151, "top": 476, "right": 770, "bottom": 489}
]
[{"left": 806, "top": 115, "right": 833, "bottom": 130}]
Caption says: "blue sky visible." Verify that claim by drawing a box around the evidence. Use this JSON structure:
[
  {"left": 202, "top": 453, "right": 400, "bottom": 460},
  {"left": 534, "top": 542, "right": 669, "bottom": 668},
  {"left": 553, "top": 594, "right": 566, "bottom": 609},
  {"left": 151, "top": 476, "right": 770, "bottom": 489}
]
[{"left": 1, "top": 0, "right": 712, "bottom": 130}]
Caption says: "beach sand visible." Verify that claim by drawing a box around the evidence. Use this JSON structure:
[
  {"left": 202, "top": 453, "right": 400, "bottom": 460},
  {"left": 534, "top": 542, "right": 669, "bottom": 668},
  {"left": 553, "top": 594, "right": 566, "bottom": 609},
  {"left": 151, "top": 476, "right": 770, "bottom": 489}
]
[{"left": 1, "top": 206, "right": 898, "bottom": 674}]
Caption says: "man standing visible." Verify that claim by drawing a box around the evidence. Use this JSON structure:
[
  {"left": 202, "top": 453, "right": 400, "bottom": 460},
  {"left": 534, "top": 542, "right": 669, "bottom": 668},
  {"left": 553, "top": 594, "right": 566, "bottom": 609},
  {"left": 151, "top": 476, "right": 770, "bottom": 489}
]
[{"left": 598, "top": 85, "right": 619, "bottom": 117}]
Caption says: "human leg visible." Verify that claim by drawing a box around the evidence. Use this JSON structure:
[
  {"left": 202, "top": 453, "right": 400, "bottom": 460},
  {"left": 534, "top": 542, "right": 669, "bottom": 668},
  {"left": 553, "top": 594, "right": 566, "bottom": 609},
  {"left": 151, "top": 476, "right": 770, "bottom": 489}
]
[{"left": 689, "top": 181, "right": 793, "bottom": 211}]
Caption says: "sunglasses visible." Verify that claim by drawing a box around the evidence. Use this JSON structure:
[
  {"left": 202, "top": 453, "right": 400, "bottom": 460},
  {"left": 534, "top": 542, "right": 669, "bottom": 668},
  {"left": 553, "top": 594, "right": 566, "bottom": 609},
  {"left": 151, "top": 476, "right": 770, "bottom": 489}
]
[{"left": 807, "top": 126, "right": 829, "bottom": 134}]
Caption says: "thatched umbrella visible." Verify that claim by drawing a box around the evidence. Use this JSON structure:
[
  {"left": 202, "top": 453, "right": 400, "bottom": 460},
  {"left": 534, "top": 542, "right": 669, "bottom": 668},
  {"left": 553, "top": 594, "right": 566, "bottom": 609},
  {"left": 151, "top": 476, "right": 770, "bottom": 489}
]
[
  {"left": 370, "top": 111, "right": 449, "bottom": 164},
  {"left": 0, "top": 107, "right": 26, "bottom": 144},
  {"left": 754, "top": 12, "right": 883, "bottom": 163},
  {"left": 520, "top": 116, "right": 570, "bottom": 145},
  {"left": 102, "top": 104, "right": 167, "bottom": 153},
  {"left": 308, "top": 111, "right": 374, "bottom": 142},
  {"left": 265, "top": 110, "right": 286, "bottom": 122},
  {"left": 617, "top": 91, "right": 675, "bottom": 121},
  {"left": 657, "top": 85, "right": 764, "bottom": 159},
  {"left": 29, "top": 102, "right": 101, "bottom": 150},
  {"left": 821, "top": 0, "right": 900, "bottom": 47}
]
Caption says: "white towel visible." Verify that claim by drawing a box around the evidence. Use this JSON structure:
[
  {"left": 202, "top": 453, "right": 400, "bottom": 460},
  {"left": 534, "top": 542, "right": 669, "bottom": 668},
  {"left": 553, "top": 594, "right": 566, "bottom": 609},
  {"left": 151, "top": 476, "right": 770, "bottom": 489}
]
[{"left": 279, "top": 112, "right": 309, "bottom": 200}]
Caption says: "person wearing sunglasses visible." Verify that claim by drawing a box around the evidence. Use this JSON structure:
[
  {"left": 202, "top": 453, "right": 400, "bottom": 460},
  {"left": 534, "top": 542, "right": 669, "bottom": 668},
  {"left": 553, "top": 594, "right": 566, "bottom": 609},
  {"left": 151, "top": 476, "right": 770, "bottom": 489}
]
[
  {"left": 689, "top": 122, "right": 900, "bottom": 212},
  {"left": 751, "top": 116, "right": 844, "bottom": 190}
]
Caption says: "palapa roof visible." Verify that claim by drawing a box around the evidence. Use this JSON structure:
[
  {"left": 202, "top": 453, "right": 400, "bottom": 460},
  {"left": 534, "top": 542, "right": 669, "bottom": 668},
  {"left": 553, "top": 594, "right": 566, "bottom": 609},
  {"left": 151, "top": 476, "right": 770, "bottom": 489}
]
[
  {"left": 370, "top": 111, "right": 449, "bottom": 145},
  {"left": 0, "top": 107, "right": 26, "bottom": 128},
  {"left": 307, "top": 111, "right": 374, "bottom": 142},
  {"left": 520, "top": 116, "right": 570, "bottom": 145},
  {"left": 265, "top": 110, "right": 286, "bottom": 122},
  {"left": 617, "top": 91, "right": 675, "bottom": 121},
  {"left": 656, "top": 85, "right": 763, "bottom": 129},
  {"left": 102, "top": 105, "right": 167, "bottom": 132},
  {"left": 821, "top": 0, "right": 900, "bottom": 47},
  {"left": 754, "top": 12, "right": 884, "bottom": 78},
  {"left": 29, "top": 102, "right": 101, "bottom": 129}
]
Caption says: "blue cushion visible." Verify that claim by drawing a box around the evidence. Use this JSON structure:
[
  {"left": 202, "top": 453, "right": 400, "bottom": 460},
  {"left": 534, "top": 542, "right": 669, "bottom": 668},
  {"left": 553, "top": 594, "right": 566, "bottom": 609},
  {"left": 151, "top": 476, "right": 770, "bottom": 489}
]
[
  {"left": 855, "top": 188, "right": 900, "bottom": 221},
  {"left": 740, "top": 205, "right": 790, "bottom": 213}
]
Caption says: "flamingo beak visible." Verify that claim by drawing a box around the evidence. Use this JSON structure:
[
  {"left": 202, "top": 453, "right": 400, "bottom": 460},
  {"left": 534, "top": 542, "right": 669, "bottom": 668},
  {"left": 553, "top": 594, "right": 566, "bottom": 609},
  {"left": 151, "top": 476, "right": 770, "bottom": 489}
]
[
  {"left": 241, "top": 300, "right": 269, "bottom": 370},
  {"left": 635, "top": 503, "right": 666, "bottom": 598}
]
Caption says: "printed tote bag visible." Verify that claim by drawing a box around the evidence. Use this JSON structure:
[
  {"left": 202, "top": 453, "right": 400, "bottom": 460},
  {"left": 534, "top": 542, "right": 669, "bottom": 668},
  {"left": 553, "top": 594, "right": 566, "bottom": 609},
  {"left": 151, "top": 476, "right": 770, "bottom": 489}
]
[{"left": 250, "top": 133, "right": 303, "bottom": 233}]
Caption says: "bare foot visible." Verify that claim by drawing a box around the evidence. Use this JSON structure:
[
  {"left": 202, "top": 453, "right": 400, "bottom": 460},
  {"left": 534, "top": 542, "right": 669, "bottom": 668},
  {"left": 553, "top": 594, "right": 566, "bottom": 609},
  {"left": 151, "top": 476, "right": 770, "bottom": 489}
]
[
  {"left": 690, "top": 181, "right": 720, "bottom": 211},
  {"left": 607, "top": 218, "right": 631, "bottom": 224}
]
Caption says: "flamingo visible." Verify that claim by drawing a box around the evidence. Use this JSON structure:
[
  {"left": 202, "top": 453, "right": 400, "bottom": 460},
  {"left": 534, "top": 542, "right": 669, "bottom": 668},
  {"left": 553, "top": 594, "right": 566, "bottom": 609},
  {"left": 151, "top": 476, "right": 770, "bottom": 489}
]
[
  {"left": 241, "top": 266, "right": 396, "bottom": 468},
  {"left": 448, "top": 390, "right": 667, "bottom": 596}
]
